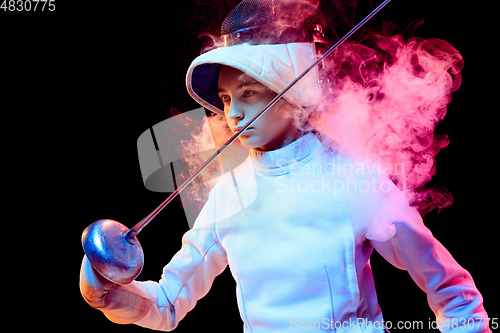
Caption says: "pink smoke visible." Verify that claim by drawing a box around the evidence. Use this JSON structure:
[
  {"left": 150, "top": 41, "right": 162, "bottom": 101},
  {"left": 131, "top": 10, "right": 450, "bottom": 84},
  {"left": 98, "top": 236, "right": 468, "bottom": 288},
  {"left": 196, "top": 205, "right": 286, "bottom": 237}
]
[{"left": 310, "top": 34, "right": 463, "bottom": 215}]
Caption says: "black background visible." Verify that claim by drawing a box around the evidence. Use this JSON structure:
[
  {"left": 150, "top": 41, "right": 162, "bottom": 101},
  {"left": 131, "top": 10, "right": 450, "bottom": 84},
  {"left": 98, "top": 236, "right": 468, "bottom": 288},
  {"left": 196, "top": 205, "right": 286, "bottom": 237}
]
[{"left": 3, "top": 0, "right": 496, "bottom": 331}]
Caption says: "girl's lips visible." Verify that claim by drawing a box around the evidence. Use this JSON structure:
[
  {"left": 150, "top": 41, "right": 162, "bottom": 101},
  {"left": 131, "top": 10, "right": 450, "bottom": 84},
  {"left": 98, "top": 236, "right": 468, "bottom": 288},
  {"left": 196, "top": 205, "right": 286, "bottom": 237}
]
[{"left": 234, "top": 126, "right": 254, "bottom": 133}]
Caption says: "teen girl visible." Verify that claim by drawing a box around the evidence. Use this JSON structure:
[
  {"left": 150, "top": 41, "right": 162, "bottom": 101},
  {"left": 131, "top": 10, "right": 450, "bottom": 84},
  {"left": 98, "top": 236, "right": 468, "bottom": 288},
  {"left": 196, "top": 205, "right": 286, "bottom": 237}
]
[{"left": 80, "top": 1, "right": 489, "bottom": 332}]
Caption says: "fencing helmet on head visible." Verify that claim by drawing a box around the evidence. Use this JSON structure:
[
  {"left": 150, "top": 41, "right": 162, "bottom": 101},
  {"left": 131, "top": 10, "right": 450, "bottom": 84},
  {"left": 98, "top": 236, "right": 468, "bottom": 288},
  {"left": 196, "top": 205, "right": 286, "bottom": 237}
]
[{"left": 186, "top": 0, "right": 329, "bottom": 115}]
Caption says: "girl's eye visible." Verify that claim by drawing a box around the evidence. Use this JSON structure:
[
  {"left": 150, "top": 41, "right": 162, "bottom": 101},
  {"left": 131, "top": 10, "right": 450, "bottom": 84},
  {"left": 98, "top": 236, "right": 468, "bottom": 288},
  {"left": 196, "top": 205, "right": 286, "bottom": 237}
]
[
  {"left": 220, "top": 95, "right": 231, "bottom": 103},
  {"left": 243, "top": 90, "right": 255, "bottom": 98}
]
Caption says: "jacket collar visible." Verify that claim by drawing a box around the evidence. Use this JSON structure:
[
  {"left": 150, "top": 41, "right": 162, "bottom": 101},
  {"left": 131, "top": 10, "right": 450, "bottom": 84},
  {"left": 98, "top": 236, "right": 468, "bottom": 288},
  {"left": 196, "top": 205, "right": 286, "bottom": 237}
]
[{"left": 249, "top": 133, "right": 324, "bottom": 176}]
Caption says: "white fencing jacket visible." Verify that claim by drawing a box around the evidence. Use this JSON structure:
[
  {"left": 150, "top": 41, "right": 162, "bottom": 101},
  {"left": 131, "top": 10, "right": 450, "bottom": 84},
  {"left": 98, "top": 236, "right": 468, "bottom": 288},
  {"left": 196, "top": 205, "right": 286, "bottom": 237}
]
[{"left": 99, "top": 133, "right": 489, "bottom": 332}]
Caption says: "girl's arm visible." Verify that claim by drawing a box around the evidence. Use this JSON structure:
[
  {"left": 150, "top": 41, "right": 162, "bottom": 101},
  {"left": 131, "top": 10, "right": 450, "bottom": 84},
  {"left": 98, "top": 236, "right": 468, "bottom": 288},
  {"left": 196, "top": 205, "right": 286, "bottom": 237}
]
[
  {"left": 80, "top": 198, "right": 228, "bottom": 331},
  {"left": 370, "top": 215, "right": 490, "bottom": 333},
  {"left": 105, "top": 224, "right": 228, "bottom": 330}
]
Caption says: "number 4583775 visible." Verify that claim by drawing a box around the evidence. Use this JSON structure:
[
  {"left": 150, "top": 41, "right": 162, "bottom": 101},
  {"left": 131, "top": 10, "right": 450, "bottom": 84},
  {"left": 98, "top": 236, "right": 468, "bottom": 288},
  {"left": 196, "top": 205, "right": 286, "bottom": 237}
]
[{"left": 1, "top": 0, "right": 56, "bottom": 11}]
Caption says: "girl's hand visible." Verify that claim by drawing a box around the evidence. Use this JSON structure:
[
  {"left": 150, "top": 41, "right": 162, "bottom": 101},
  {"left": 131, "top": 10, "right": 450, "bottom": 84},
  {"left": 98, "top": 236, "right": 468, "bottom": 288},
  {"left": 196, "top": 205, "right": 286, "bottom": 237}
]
[{"left": 79, "top": 255, "right": 117, "bottom": 309}]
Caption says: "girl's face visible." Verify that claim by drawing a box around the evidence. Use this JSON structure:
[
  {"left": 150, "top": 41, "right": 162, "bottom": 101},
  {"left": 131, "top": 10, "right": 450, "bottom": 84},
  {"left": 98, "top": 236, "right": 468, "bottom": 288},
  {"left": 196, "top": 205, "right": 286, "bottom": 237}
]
[{"left": 218, "top": 65, "right": 299, "bottom": 151}]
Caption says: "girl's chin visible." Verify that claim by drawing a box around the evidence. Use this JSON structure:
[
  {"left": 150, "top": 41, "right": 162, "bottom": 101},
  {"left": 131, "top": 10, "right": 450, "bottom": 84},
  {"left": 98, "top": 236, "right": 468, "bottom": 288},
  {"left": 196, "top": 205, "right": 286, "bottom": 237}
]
[{"left": 238, "top": 136, "right": 264, "bottom": 149}]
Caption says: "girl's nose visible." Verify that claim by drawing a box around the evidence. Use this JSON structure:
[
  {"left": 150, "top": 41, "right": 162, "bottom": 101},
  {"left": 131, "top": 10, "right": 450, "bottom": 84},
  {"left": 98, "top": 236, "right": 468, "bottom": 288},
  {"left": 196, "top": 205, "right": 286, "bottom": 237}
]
[{"left": 227, "top": 101, "right": 245, "bottom": 121}]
